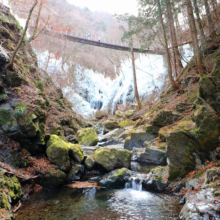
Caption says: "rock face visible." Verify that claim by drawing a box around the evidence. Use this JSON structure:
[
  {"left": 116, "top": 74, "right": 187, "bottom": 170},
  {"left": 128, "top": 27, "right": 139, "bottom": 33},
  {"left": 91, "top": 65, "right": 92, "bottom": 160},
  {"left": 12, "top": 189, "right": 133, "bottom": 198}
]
[
  {"left": 124, "top": 131, "right": 157, "bottom": 150},
  {"left": 46, "top": 135, "right": 84, "bottom": 172},
  {"left": 166, "top": 121, "right": 198, "bottom": 180},
  {"left": 0, "top": 170, "right": 22, "bottom": 210},
  {"left": 75, "top": 127, "right": 98, "bottom": 146},
  {"left": 143, "top": 166, "right": 168, "bottom": 192},
  {"left": 152, "top": 110, "right": 182, "bottom": 127},
  {"left": 100, "top": 168, "right": 132, "bottom": 188},
  {"left": 192, "top": 105, "right": 220, "bottom": 152},
  {"left": 93, "top": 147, "right": 132, "bottom": 171}
]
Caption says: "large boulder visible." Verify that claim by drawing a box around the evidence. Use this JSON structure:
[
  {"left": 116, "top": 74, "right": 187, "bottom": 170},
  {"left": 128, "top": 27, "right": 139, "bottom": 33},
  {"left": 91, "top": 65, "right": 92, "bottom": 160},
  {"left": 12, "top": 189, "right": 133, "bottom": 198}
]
[
  {"left": 100, "top": 168, "right": 132, "bottom": 188},
  {"left": 93, "top": 147, "right": 132, "bottom": 171},
  {"left": 46, "top": 135, "right": 71, "bottom": 172},
  {"left": 124, "top": 130, "right": 157, "bottom": 150},
  {"left": 46, "top": 135, "right": 85, "bottom": 171},
  {"left": 166, "top": 121, "right": 198, "bottom": 180},
  {"left": 75, "top": 127, "right": 98, "bottom": 146},
  {"left": 152, "top": 110, "right": 182, "bottom": 127}
]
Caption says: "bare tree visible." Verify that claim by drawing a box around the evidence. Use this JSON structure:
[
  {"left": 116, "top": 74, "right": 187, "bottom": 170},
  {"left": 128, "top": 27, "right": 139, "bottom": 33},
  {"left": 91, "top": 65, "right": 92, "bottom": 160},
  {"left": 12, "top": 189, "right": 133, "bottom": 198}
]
[
  {"left": 5, "top": 0, "right": 38, "bottom": 70},
  {"left": 130, "top": 39, "right": 142, "bottom": 110}
]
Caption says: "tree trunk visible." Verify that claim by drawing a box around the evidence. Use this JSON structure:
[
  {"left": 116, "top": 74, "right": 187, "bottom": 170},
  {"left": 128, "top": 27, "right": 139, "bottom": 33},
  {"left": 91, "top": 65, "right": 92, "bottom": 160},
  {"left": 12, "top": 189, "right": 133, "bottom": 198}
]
[
  {"left": 29, "top": 0, "right": 42, "bottom": 42},
  {"left": 5, "top": 0, "right": 38, "bottom": 70},
  {"left": 156, "top": 0, "right": 180, "bottom": 90},
  {"left": 192, "top": 0, "right": 206, "bottom": 45},
  {"left": 204, "top": 0, "right": 215, "bottom": 36},
  {"left": 185, "top": 0, "right": 204, "bottom": 76},
  {"left": 130, "top": 43, "right": 142, "bottom": 110},
  {"left": 165, "top": 0, "right": 183, "bottom": 76}
]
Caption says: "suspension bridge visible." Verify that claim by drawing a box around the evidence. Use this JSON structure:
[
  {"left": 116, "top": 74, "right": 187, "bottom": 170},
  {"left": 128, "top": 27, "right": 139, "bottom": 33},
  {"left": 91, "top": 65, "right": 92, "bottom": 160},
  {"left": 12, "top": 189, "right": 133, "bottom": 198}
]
[
  {"left": 42, "top": 29, "right": 165, "bottom": 55},
  {"left": 0, "top": 2, "right": 165, "bottom": 55}
]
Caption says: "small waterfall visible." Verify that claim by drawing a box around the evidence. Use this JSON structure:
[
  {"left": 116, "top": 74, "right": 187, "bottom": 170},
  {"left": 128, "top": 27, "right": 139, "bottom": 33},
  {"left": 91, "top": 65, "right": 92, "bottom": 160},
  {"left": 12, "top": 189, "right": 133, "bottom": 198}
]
[{"left": 125, "top": 177, "right": 143, "bottom": 191}]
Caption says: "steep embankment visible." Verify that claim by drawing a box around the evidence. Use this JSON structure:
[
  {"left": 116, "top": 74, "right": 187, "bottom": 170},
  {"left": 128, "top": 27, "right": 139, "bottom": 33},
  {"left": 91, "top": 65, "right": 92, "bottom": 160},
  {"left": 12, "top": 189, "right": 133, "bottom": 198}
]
[
  {"left": 109, "top": 38, "right": 220, "bottom": 218},
  {"left": 0, "top": 5, "right": 85, "bottom": 219}
]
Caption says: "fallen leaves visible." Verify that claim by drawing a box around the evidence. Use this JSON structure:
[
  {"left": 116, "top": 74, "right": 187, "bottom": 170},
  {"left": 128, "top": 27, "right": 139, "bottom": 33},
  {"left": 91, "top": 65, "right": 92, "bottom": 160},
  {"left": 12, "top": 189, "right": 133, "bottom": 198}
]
[{"left": 67, "top": 181, "right": 101, "bottom": 189}]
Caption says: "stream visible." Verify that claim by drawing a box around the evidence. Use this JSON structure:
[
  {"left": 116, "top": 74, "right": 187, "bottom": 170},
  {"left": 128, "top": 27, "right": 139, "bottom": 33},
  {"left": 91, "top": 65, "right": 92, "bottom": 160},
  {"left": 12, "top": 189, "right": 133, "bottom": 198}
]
[{"left": 15, "top": 163, "right": 182, "bottom": 220}]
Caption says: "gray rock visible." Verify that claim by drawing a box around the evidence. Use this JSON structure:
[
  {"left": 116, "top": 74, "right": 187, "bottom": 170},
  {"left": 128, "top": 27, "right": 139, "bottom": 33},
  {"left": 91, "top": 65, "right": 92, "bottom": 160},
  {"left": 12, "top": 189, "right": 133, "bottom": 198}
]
[
  {"left": 124, "top": 132, "right": 157, "bottom": 150},
  {"left": 180, "top": 188, "right": 220, "bottom": 220},
  {"left": 137, "top": 145, "right": 167, "bottom": 165},
  {"left": 100, "top": 168, "right": 132, "bottom": 188}
]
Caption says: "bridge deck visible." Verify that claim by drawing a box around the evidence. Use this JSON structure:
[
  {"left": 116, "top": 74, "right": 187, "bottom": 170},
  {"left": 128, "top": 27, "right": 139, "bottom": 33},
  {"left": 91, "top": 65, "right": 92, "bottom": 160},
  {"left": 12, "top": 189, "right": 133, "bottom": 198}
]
[{"left": 42, "top": 29, "right": 165, "bottom": 55}]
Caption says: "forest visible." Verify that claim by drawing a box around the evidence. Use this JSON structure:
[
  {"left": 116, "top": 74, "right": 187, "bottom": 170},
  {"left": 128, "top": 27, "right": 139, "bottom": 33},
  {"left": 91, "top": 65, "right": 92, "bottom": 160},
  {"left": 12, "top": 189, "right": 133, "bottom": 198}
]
[{"left": 0, "top": 0, "right": 220, "bottom": 219}]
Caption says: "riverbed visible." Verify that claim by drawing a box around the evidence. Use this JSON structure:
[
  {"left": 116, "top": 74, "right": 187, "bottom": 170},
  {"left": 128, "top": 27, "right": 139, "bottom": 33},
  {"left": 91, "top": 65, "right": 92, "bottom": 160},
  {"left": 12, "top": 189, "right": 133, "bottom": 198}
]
[{"left": 15, "top": 163, "right": 182, "bottom": 220}]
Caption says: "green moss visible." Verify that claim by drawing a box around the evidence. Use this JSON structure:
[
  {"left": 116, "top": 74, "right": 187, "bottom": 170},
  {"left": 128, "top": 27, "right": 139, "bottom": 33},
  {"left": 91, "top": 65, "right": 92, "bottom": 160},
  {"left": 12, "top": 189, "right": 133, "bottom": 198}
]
[
  {"left": 69, "top": 144, "right": 84, "bottom": 163},
  {"left": 118, "top": 120, "right": 134, "bottom": 127},
  {"left": 196, "top": 170, "right": 205, "bottom": 178},
  {"left": 75, "top": 128, "right": 98, "bottom": 146}
]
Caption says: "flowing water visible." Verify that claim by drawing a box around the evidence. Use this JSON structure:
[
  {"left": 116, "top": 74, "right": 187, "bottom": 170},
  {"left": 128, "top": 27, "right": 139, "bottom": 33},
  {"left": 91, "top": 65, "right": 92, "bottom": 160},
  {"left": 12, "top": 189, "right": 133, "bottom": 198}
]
[
  {"left": 15, "top": 186, "right": 181, "bottom": 220},
  {"left": 16, "top": 163, "right": 182, "bottom": 220}
]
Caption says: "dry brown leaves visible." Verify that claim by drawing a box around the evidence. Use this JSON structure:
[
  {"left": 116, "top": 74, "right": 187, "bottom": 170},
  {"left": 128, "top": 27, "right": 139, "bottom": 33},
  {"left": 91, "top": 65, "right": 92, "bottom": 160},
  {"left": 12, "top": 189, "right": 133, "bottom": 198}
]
[{"left": 67, "top": 181, "right": 101, "bottom": 189}]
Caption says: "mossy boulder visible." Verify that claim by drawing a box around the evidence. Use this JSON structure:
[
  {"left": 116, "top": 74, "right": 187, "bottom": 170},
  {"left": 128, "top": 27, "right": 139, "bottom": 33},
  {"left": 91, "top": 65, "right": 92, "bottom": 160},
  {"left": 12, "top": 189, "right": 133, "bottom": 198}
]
[
  {"left": 118, "top": 120, "right": 134, "bottom": 128},
  {"left": 93, "top": 148, "right": 132, "bottom": 171},
  {"left": 95, "top": 110, "right": 108, "bottom": 119},
  {"left": 84, "top": 156, "right": 95, "bottom": 170},
  {"left": 100, "top": 168, "right": 132, "bottom": 188},
  {"left": 0, "top": 170, "right": 22, "bottom": 210},
  {"left": 46, "top": 135, "right": 71, "bottom": 172},
  {"left": 104, "top": 120, "right": 120, "bottom": 130},
  {"left": 39, "top": 169, "right": 66, "bottom": 188},
  {"left": 152, "top": 110, "right": 182, "bottom": 127},
  {"left": 69, "top": 144, "right": 84, "bottom": 163},
  {"left": 192, "top": 106, "right": 220, "bottom": 152},
  {"left": 143, "top": 166, "right": 168, "bottom": 192},
  {"left": 75, "top": 128, "right": 98, "bottom": 146},
  {"left": 166, "top": 121, "right": 198, "bottom": 180}
]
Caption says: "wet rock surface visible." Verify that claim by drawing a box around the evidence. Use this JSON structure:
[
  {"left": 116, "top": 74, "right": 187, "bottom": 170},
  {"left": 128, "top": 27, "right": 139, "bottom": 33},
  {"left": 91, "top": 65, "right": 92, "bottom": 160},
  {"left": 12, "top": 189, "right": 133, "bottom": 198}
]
[{"left": 100, "top": 168, "right": 132, "bottom": 188}]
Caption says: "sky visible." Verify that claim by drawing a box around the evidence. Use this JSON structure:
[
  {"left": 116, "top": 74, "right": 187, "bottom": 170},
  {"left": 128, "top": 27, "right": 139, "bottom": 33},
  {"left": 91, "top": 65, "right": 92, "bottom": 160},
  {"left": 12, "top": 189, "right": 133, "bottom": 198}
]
[{"left": 67, "top": 0, "right": 138, "bottom": 15}]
